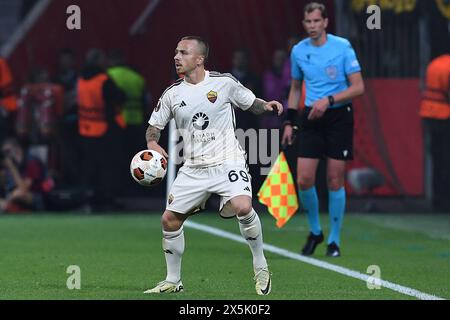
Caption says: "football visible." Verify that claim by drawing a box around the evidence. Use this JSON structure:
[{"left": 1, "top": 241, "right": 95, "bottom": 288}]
[{"left": 130, "top": 149, "right": 168, "bottom": 187}]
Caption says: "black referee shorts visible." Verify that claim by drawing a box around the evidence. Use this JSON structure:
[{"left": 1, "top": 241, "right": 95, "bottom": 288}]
[{"left": 296, "top": 104, "right": 354, "bottom": 160}]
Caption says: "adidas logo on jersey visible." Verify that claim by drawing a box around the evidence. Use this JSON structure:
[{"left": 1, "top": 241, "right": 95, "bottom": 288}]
[
  {"left": 244, "top": 186, "right": 251, "bottom": 192},
  {"left": 175, "top": 101, "right": 187, "bottom": 108}
]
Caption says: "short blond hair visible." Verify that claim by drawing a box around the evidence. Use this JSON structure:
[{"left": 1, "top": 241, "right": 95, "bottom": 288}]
[
  {"left": 304, "top": 2, "right": 327, "bottom": 19},
  {"left": 181, "top": 36, "right": 209, "bottom": 61}
]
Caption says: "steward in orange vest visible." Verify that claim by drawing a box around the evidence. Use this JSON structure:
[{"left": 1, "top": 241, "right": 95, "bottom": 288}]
[
  {"left": 0, "top": 57, "right": 18, "bottom": 145},
  {"left": 420, "top": 53, "right": 450, "bottom": 212},
  {"left": 0, "top": 57, "right": 17, "bottom": 113},
  {"left": 420, "top": 54, "right": 450, "bottom": 119},
  {"left": 77, "top": 67, "right": 126, "bottom": 138},
  {"left": 76, "top": 49, "right": 126, "bottom": 211}
]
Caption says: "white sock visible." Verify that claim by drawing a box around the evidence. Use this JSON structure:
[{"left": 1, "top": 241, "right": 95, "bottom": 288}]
[
  {"left": 237, "top": 209, "right": 267, "bottom": 270},
  {"left": 162, "top": 227, "right": 184, "bottom": 283}
]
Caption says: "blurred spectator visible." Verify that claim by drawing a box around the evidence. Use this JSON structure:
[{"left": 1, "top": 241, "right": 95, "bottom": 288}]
[
  {"left": 54, "top": 48, "right": 78, "bottom": 93},
  {"left": 419, "top": 52, "right": 450, "bottom": 212},
  {"left": 107, "top": 48, "right": 150, "bottom": 196},
  {"left": 261, "top": 49, "right": 288, "bottom": 129},
  {"left": 53, "top": 48, "right": 81, "bottom": 187},
  {"left": 231, "top": 49, "right": 262, "bottom": 96},
  {"left": 0, "top": 57, "right": 18, "bottom": 146},
  {"left": 282, "top": 35, "right": 302, "bottom": 91},
  {"left": 107, "top": 48, "right": 149, "bottom": 133},
  {"left": 16, "top": 66, "right": 64, "bottom": 143},
  {"left": 230, "top": 48, "right": 261, "bottom": 131},
  {"left": 229, "top": 48, "right": 263, "bottom": 190},
  {"left": 16, "top": 66, "right": 64, "bottom": 185},
  {"left": 0, "top": 137, "right": 54, "bottom": 213},
  {"left": 77, "top": 48, "right": 126, "bottom": 211}
]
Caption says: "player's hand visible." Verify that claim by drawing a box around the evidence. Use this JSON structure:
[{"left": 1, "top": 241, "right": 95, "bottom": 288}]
[
  {"left": 308, "top": 97, "right": 329, "bottom": 120},
  {"left": 264, "top": 101, "right": 283, "bottom": 116},
  {"left": 147, "top": 141, "right": 169, "bottom": 159},
  {"left": 282, "top": 124, "right": 294, "bottom": 146}
]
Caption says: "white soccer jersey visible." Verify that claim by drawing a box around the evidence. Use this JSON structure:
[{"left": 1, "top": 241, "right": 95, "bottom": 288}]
[{"left": 149, "top": 71, "right": 256, "bottom": 167}]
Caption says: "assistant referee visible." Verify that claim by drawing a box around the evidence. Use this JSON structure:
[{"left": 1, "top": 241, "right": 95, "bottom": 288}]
[{"left": 282, "top": 2, "right": 365, "bottom": 257}]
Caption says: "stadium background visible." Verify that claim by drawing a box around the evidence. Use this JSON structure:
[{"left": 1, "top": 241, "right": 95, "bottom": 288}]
[
  {"left": 0, "top": 0, "right": 449, "bottom": 210},
  {"left": 0, "top": 0, "right": 449, "bottom": 302}
]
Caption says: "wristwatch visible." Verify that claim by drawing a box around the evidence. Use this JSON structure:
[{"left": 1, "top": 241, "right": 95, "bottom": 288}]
[{"left": 328, "top": 95, "right": 335, "bottom": 106}]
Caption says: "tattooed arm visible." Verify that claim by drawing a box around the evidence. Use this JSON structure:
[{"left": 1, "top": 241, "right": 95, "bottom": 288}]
[
  {"left": 146, "top": 125, "right": 168, "bottom": 158},
  {"left": 146, "top": 125, "right": 161, "bottom": 144},
  {"left": 247, "top": 98, "right": 283, "bottom": 116}
]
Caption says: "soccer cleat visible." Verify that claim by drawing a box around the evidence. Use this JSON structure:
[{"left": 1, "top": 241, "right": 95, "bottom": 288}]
[
  {"left": 326, "top": 242, "right": 341, "bottom": 257},
  {"left": 254, "top": 267, "right": 272, "bottom": 295},
  {"left": 301, "top": 231, "right": 324, "bottom": 256},
  {"left": 143, "top": 280, "right": 184, "bottom": 294}
]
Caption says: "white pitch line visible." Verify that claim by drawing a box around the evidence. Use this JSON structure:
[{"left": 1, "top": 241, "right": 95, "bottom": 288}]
[{"left": 184, "top": 220, "right": 445, "bottom": 300}]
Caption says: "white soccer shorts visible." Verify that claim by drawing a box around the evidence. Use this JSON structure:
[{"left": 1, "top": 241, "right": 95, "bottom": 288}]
[{"left": 166, "top": 160, "right": 252, "bottom": 218}]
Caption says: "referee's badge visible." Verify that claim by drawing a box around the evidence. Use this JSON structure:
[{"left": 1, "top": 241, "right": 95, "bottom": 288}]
[
  {"left": 207, "top": 90, "right": 218, "bottom": 103},
  {"left": 326, "top": 65, "right": 338, "bottom": 80}
]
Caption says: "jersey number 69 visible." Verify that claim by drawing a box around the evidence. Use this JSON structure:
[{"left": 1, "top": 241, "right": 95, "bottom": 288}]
[{"left": 228, "top": 170, "right": 249, "bottom": 183}]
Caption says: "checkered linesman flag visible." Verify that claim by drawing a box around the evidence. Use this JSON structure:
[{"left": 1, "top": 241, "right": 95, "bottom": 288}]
[{"left": 257, "top": 152, "right": 299, "bottom": 228}]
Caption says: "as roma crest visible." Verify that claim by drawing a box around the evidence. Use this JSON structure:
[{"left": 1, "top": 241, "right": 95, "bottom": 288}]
[{"left": 207, "top": 90, "right": 218, "bottom": 103}]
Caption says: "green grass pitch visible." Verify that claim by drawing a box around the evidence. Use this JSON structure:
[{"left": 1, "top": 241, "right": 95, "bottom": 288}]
[{"left": 0, "top": 212, "right": 448, "bottom": 300}]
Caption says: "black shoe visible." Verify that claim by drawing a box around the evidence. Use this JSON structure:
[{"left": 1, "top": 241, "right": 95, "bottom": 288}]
[
  {"left": 301, "top": 232, "right": 324, "bottom": 256},
  {"left": 326, "top": 242, "right": 341, "bottom": 257}
]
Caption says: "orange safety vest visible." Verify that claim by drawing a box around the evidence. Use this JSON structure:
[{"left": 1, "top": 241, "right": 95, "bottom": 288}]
[
  {"left": 0, "top": 57, "right": 17, "bottom": 112},
  {"left": 77, "top": 74, "right": 109, "bottom": 137},
  {"left": 419, "top": 54, "right": 450, "bottom": 120}
]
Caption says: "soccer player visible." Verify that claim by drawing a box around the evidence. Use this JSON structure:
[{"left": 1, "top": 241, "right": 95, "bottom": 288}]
[
  {"left": 144, "top": 36, "right": 283, "bottom": 295},
  {"left": 282, "top": 2, "right": 365, "bottom": 257}
]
